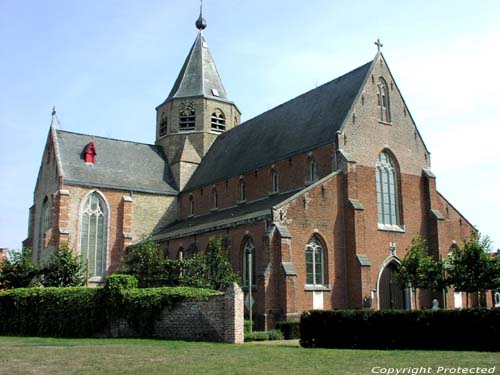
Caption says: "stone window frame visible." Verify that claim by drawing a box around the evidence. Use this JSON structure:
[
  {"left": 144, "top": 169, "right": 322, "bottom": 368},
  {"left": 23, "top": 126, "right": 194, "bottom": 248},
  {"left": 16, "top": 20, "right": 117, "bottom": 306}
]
[
  {"left": 159, "top": 112, "right": 168, "bottom": 137},
  {"left": 239, "top": 177, "right": 246, "bottom": 203},
  {"left": 210, "top": 109, "right": 226, "bottom": 131},
  {"left": 242, "top": 237, "right": 256, "bottom": 289},
  {"left": 79, "top": 190, "right": 109, "bottom": 281},
  {"left": 307, "top": 157, "right": 318, "bottom": 184},
  {"left": 189, "top": 194, "right": 194, "bottom": 217},
  {"left": 211, "top": 188, "right": 218, "bottom": 210},
  {"left": 271, "top": 167, "right": 279, "bottom": 194},
  {"left": 37, "top": 196, "right": 51, "bottom": 259},
  {"left": 305, "top": 235, "right": 325, "bottom": 287},
  {"left": 376, "top": 150, "right": 403, "bottom": 229},
  {"left": 377, "top": 77, "right": 391, "bottom": 124},
  {"left": 179, "top": 101, "right": 196, "bottom": 131}
]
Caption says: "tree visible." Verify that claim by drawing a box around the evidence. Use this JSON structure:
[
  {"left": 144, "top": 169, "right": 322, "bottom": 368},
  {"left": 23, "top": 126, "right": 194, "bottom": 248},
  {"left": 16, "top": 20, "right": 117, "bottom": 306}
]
[
  {"left": 446, "top": 233, "right": 499, "bottom": 307},
  {"left": 40, "top": 242, "right": 86, "bottom": 287},
  {"left": 0, "top": 248, "right": 39, "bottom": 289},
  {"left": 120, "top": 237, "right": 180, "bottom": 287},
  {"left": 397, "top": 236, "right": 444, "bottom": 309},
  {"left": 182, "top": 237, "right": 239, "bottom": 291}
]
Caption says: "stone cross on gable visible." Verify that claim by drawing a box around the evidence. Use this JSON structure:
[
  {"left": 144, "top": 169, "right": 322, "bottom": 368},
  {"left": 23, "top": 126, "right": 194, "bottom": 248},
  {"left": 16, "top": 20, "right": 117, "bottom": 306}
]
[{"left": 375, "top": 38, "right": 383, "bottom": 53}]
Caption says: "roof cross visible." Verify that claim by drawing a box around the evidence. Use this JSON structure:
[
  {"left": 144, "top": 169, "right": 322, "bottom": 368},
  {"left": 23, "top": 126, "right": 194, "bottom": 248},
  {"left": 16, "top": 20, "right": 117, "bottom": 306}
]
[{"left": 374, "top": 38, "right": 383, "bottom": 53}]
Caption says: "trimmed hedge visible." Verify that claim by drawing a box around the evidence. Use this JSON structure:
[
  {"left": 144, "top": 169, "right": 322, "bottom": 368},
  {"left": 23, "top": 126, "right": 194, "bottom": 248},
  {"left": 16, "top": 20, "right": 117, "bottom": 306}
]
[
  {"left": 300, "top": 309, "right": 500, "bottom": 351},
  {"left": 276, "top": 321, "right": 300, "bottom": 340},
  {"left": 0, "top": 287, "right": 106, "bottom": 337},
  {"left": 244, "top": 329, "right": 284, "bottom": 342},
  {"left": 0, "top": 278, "right": 218, "bottom": 338}
]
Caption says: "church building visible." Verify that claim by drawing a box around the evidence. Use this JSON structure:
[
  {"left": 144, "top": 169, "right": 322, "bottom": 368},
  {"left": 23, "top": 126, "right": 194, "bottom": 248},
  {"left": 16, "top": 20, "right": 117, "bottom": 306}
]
[{"left": 24, "top": 11, "right": 475, "bottom": 329}]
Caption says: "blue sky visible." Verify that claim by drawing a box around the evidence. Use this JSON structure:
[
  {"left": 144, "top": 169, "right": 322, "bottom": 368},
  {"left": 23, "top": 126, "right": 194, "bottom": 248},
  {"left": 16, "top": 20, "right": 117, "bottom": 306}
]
[{"left": 1, "top": 0, "right": 499, "bottom": 251}]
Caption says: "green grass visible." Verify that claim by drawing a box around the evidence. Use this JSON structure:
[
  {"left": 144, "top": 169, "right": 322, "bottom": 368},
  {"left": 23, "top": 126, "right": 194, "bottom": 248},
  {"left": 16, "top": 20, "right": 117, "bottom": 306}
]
[{"left": 0, "top": 336, "right": 498, "bottom": 375}]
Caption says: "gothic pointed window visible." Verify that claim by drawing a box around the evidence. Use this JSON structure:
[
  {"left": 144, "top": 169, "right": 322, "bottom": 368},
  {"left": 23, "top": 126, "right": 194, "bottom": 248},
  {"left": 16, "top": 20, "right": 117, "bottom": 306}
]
[
  {"left": 242, "top": 238, "right": 256, "bottom": 288},
  {"left": 80, "top": 192, "right": 108, "bottom": 278},
  {"left": 37, "top": 196, "right": 51, "bottom": 258},
  {"left": 272, "top": 168, "right": 279, "bottom": 193},
  {"left": 376, "top": 151, "right": 401, "bottom": 226},
  {"left": 211, "top": 109, "right": 226, "bottom": 131},
  {"left": 309, "top": 158, "right": 318, "bottom": 182},
  {"left": 159, "top": 112, "right": 168, "bottom": 137},
  {"left": 377, "top": 78, "right": 391, "bottom": 123},
  {"left": 212, "top": 188, "right": 218, "bottom": 209},
  {"left": 179, "top": 101, "right": 196, "bottom": 130},
  {"left": 239, "top": 178, "right": 246, "bottom": 202},
  {"left": 305, "top": 236, "right": 324, "bottom": 286},
  {"left": 189, "top": 194, "right": 194, "bottom": 216}
]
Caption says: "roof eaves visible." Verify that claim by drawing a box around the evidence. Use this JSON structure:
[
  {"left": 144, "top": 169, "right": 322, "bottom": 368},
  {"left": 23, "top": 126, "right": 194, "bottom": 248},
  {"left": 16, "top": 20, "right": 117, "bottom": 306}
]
[{"left": 63, "top": 179, "right": 178, "bottom": 196}]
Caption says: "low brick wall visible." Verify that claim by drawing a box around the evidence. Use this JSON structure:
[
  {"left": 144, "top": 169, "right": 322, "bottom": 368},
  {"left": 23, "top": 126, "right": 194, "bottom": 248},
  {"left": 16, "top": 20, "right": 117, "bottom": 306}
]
[{"left": 107, "top": 283, "right": 244, "bottom": 343}]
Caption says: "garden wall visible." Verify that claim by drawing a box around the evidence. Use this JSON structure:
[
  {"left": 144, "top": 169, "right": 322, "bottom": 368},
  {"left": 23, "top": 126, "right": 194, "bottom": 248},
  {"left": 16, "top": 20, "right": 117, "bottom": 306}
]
[{"left": 106, "top": 283, "right": 244, "bottom": 343}]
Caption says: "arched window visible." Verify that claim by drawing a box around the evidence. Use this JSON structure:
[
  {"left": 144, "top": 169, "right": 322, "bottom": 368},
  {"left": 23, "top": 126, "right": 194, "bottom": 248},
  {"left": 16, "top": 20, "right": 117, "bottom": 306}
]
[
  {"left": 37, "top": 196, "right": 51, "bottom": 258},
  {"left": 376, "top": 151, "right": 400, "bottom": 226},
  {"left": 211, "top": 109, "right": 226, "bottom": 131},
  {"left": 212, "top": 188, "right": 218, "bottom": 209},
  {"left": 305, "top": 236, "right": 324, "bottom": 286},
  {"left": 309, "top": 158, "right": 318, "bottom": 182},
  {"left": 242, "top": 238, "right": 256, "bottom": 287},
  {"left": 239, "top": 178, "right": 246, "bottom": 201},
  {"left": 377, "top": 78, "right": 391, "bottom": 123},
  {"left": 189, "top": 194, "right": 194, "bottom": 216},
  {"left": 272, "top": 168, "right": 279, "bottom": 193},
  {"left": 179, "top": 101, "right": 196, "bottom": 130},
  {"left": 80, "top": 192, "right": 108, "bottom": 278},
  {"left": 159, "top": 112, "right": 168, "bottom": 137}
]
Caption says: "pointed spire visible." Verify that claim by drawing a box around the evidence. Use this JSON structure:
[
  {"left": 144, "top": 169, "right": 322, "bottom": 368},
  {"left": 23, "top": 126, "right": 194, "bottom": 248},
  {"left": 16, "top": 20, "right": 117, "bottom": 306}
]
[{"left": 195, "top": 0, "right": 207, "bottom": 31}]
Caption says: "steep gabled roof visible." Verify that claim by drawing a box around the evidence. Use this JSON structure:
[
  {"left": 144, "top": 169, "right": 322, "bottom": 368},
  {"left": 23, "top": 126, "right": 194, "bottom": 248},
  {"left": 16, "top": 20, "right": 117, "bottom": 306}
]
[
  {"left": 56, "top": 130, "right": 177, "bottom": 195},
  {"left": 184, "top": 60, "right": 372, "bottom": 191},
  {"left": 162, "top": 32, "right": 230, "bottom": 104}
]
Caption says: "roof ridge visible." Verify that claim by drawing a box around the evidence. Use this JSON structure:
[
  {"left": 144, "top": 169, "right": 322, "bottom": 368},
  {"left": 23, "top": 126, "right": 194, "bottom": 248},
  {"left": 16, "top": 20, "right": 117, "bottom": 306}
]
[{"left": 56, "top": 129, "right": 157, "bottom": 147}]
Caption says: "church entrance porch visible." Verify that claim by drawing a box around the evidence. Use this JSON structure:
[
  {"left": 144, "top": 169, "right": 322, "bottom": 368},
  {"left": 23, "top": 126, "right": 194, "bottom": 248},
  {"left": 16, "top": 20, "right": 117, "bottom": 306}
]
[{"left": 378, "top": 261, "right": 407, "bottom": 309}]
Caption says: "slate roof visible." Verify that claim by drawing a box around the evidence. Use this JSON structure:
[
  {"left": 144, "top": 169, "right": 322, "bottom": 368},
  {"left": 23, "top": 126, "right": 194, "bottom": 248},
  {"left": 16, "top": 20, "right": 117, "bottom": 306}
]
[
  {"left": 152, "top": 190, "right": 299, "bottom": 241},
  {"left": 55, "top": 130, "right": 177, "bottom": 195},
  {"left": 163, "top": 32, "right": 230, "bottom": 104},
  {"left": 184, "top": 60, "right": 372, "bottom": 191}
]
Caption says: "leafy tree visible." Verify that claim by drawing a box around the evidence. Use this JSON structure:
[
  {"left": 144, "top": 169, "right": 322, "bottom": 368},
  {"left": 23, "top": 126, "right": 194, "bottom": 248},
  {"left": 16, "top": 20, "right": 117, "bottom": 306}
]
[
  {"left": 397, "top": 236, "right": 444, "bottom": 308},
  {"left": 446, "top": 233, "right": 498, "bottom": 307},
  {"left": 181, "top": 237, "right": 239, "bottom": 291},
  {"left": 40, "top": 242, "right": 86, "bottom": 287},
  {"left": 120, "top": 237, "right": 180, "bottom": 287},
  {"left": 0, "top": 248, "right": 39, "bottom": 289}
]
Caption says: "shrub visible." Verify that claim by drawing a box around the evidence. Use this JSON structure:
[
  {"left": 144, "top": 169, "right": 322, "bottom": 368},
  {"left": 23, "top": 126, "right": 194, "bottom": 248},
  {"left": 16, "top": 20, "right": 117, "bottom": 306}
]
[
  {"left": 0, "top": 248, "right": 39, "bottom": 289},
  {"left": 40, "top": 243, "right": 86, "bottom": 287},
  {"left": 244, "top": 319, "right": 253, "bottom": 334},
  {"left": 0, "top": 287, "right": 106, "bottom": 337},
  {"left": 244, "top": 329, "right": 284, "bottom": 342},
  {"left": 300, "top": 309, "right": 500, "bottom": 351},
  {"left": 276, "top": 320, "right": 300, "bottom": 339}
]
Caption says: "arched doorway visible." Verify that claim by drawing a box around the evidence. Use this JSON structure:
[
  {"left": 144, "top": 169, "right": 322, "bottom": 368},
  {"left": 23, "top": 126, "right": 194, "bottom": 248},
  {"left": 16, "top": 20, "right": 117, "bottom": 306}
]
[{"left": 379, "top": 262, "right": 406, "bottom": 309}]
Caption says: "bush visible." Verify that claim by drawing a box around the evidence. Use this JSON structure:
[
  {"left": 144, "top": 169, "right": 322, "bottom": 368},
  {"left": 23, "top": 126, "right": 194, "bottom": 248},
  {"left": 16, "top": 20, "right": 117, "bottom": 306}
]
[
  {"left": 40, "top": 243, "right": 86, "bottom": 287},
  {"left": 0, "top": 287, "right": 106, "bottom": 337},
  {"left": 276, "top": 320, "right": 300, "bottom": 339},
  {"left": 300, "top": 309, "right": 500, "bottom": 351},
  {"left": 0, "top": 282, "right": 217, "bottom": 338},
  {"left": 244, "top": 319, "right": 253, "bottom": 334},
  {"left": 244, "top": 329, "right": 284, "bottom": 342},
  {"left": 0, "top": 248, "right": 39, "bottom": 289}
]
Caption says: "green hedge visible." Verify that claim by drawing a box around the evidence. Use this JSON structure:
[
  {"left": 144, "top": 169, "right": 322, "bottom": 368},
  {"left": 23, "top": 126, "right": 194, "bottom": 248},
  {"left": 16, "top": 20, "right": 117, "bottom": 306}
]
[
  {"left": 244, "top": 329, "right": 284, "bottom": 342},
  {"left": 0, "top": 287, "right": 106, "bottom": 337},
  {"left": 300, "top": 309, "right": 500, "bottom": 351},
  {"left": 275, "top": 321, "right": 300, "bottom": 340},
  {"left": 0, "top": 277, "right": 218, "bottom": 338}
]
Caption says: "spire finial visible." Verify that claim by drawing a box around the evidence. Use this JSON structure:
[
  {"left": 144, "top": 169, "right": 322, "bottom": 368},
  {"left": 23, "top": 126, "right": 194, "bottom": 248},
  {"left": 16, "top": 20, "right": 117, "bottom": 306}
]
[
  {"left": 50, "top": 106, "right": 57, "bottom": 129},
  {"left": 375, "top": 37, "right": 383, "bottom": 53},
  {"left": 196, "top": 0, "right": 207, "bottom": 30}
]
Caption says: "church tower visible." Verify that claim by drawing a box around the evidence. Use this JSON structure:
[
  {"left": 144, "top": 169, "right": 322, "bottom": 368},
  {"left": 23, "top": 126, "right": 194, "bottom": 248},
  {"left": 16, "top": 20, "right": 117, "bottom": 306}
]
[{"left": 155, "top": 8, "right": 240, "bottom": 190}]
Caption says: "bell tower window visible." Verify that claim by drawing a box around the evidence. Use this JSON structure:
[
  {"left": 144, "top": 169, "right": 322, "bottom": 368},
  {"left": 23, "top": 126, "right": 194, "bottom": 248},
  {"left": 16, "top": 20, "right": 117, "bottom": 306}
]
[
  {"left": 211, "top": 109, "right": 226, "bottom": 131},
  {"left": 179, "top": 101, "right": 196, "bottom": 130},
  {"left": 159, "top": 112, "right": 168, "bottom": 137}
]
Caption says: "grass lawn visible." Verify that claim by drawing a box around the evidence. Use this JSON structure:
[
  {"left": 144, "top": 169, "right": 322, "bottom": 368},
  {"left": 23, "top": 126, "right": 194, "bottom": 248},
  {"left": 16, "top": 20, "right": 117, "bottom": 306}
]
[{"left": 0, "top": 336, "right": 498, "bottom": 375}]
